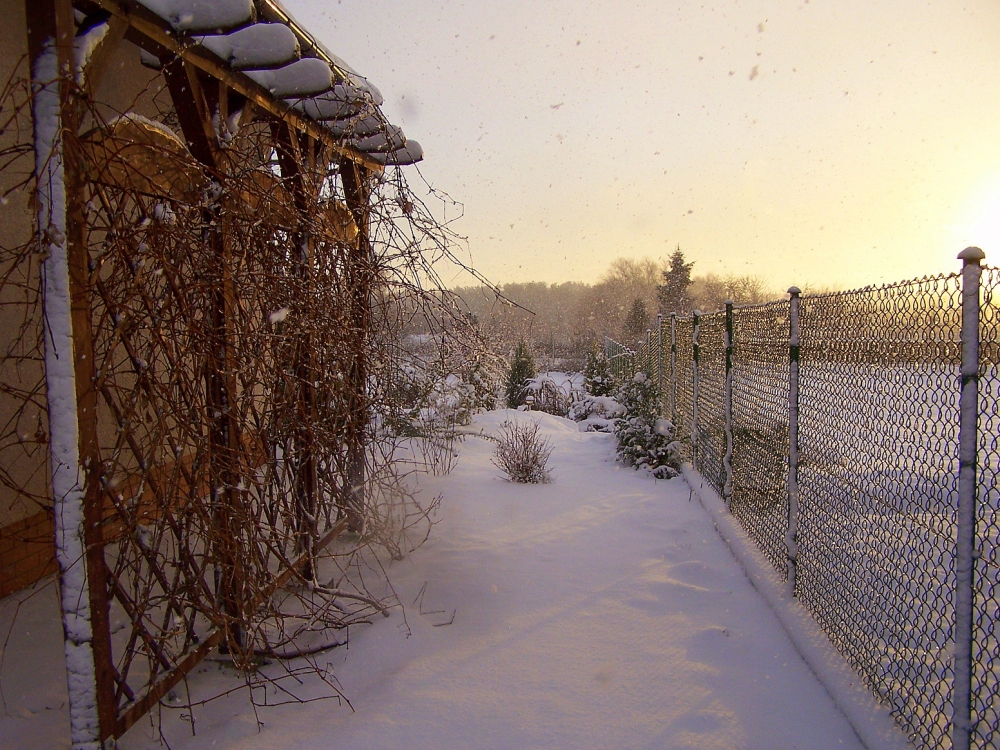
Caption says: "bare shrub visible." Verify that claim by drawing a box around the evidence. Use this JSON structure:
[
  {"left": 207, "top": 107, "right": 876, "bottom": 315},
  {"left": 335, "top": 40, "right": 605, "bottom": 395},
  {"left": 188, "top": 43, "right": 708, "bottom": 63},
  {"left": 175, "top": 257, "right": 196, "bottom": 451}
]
[{"left": 492, "top": 419, "right": 553, "bottom": 483}]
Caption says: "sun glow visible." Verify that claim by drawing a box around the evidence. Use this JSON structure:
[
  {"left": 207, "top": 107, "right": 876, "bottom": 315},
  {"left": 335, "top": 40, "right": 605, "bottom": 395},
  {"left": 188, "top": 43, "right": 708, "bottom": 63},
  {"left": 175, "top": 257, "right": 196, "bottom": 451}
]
[{"left": 962, "top": 179, "right": 1000, "bottom": 260}]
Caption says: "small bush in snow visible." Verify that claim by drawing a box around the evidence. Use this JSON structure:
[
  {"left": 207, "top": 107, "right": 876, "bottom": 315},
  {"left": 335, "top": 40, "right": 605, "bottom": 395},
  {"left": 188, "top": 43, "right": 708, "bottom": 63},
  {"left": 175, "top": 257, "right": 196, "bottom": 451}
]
[
  {"left": 583, "top": 348, "right": 614, "bottom": 397},
  {"left": 614, "top": 372, "right": 682, "bottom": 479},
  {"left": 492, "top": 419, "right": 553, "bottom": 483}
]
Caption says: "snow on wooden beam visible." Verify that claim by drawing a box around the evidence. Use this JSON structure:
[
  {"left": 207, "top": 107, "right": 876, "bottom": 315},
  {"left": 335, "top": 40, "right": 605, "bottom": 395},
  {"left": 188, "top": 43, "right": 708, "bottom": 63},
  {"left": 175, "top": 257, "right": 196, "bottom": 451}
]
[
  {"left": 134, "top": 0, "right": 254, "bottom": 33},
  {"left": 88, "top": 0, "right": 384, "bottom": 170},
  {"left": 244, "top": 57, "right": 332, "bottom": 98},
  {"left": 197, "top": 22, "right": 300, "bottom": 70},
  {"left": 26, "top": 0, "right": 118, "bottom": 745}
]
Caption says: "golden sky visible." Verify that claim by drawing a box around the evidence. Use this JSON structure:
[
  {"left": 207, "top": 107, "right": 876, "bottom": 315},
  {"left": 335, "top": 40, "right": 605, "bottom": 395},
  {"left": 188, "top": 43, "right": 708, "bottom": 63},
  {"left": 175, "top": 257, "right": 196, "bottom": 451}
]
[{"left": 293, "top": 0, "right": 1000, "bottom": 290}]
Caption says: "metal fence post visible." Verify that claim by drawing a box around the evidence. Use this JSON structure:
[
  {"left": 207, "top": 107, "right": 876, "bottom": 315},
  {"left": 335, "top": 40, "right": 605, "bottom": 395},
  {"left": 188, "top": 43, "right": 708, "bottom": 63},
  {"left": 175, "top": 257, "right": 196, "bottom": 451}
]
[
  {"left": 724, "top": 301, "right": 734, "bottom": 508},
  {"left": 692, "top": 310, "right": 700, "bottom": 468},
  {"left": 670, "top": 313, "right": 677, "bottom": 426},
  {"left": 953, "top": 246, "right": 984, "bottom": 750},
  {"left": 786, "top": 287, "right": 801, "bottom": 597}
]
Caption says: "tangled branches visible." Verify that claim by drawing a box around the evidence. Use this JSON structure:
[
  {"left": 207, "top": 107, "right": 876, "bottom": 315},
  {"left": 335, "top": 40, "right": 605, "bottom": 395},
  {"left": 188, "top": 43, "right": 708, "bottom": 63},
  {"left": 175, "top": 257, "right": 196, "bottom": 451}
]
[{"left": 0, "top": 57, "right": 501, "bottom": 733}]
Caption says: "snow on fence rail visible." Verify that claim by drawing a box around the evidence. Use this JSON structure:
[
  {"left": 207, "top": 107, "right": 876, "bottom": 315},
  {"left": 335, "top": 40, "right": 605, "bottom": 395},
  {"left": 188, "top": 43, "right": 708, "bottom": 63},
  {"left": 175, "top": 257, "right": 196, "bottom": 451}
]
[{"left": 605, "top": 251, "right": 999, "bottom": 750}]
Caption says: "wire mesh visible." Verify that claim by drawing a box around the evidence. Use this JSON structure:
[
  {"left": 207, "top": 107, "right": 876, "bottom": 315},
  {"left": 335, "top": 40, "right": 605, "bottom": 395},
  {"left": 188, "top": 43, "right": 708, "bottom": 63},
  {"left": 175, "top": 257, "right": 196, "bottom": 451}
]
[
  {"left": 605, "top": 337, "right": 635, "bottom": 384},
  {"left": 673, "top": 316, "right": 695, "bottom": 462},
  {"left": 974, "top": 266, "right": 1000, "bottom": 750},
  {"left": 695, "top": 311, "right": 727, "bottom": 495},
  {"left": 729, "top": 301, "right": 789, "bottom": 578},
  {"left": 594, "top": 263, "right": 1000, "bottom": 750},
  {"left": 797, "top": 275, "right": 963, "bottom": 748}
]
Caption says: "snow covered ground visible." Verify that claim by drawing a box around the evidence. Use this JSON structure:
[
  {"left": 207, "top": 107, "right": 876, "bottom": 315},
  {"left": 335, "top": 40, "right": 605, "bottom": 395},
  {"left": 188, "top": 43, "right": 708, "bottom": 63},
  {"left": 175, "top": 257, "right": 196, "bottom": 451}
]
[{"left": 2, "top": 409, "right": 904, "bottom": 749}]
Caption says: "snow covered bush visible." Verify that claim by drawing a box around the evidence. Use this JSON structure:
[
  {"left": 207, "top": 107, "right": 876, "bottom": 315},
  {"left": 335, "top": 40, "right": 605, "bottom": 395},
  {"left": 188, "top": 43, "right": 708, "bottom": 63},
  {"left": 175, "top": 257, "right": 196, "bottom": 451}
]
[
  {"left": 463, "top": 354, "right": 499, "bottom": 412},
  {"left": 422, "top": 374, "right": 476, "bottom": 427},
  {"left": 568, "top": 394, "right": 625, "bottom": 433},
  {"left": 389, "top": 340, "right": 501, "bottom": 439},
  {"left": 523, "top": 371, "right": 584, "bottom": 416},
  {"left": 614, "top": 372, "right": 682, "bottom": 478},
  {"left": 492, "top": 419, "right": 553, "bottom": 483},
  {"left": 583, "top": 348, "right": 614, "bottom": 397}
]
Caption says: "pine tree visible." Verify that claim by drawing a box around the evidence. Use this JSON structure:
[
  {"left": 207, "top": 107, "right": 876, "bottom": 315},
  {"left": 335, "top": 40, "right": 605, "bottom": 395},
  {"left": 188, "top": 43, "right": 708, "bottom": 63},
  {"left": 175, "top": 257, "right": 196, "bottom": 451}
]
[
  {"left": 505, "top": 340, "right": 536, "bottom": 408},
  {"left": 658, "top": 246, "right": 694, "bottom": 316},
  {"left": 583, "top": 347, "right": 613, "bottom": 397},
  {"left": 614, "top": 372, "right": 681, "bottom": 479},
  {"left": 621, "top": 298, "right": 650, "bottom": 346}
]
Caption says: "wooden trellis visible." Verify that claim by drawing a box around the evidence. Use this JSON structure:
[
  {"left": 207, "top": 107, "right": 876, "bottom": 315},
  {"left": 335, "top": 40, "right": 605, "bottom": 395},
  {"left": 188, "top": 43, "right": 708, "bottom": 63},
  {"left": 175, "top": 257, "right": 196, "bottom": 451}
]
[{"left": 5, "top": 1, "right": 469, "bottom": 746}]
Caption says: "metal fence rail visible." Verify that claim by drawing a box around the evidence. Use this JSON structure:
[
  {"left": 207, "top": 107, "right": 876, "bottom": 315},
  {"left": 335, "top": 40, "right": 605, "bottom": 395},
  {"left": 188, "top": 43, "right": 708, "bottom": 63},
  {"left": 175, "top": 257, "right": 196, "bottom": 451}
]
[{"left": 605, "top": 251, "right": 998, "bottom": 750}]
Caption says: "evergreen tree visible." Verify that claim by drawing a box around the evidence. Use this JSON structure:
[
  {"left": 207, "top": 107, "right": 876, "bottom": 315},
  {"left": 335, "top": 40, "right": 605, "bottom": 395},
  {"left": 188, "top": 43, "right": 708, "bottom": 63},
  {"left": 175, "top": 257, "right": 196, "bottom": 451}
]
[
  {"left": 658, "top": 246, "right": 694, "bottom": 316},
  {"left": 621, "top": 298, "right": 650, "bottom": 346},
  {"left": 505, "top": 340, "right": 536, "bottom": 408},
  {"left": 614, "top": 372, "right": 681, "bottom": 479},
  {"left": 583, "top": 347, "right": 613, "bottom": 397}
]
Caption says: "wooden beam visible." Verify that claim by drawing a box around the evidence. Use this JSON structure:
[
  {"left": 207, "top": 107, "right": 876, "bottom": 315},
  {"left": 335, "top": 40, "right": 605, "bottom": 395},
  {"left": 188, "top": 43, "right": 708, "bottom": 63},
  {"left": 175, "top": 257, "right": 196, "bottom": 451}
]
[
  {"left": 87, "top": 0, "right": 383, "bottom": 171},
  {"left": 161, "top": 57, "right": 218, "bottom": 171},
  {"left": 77, "top": 11, "right": 129, "bottom": 99},
  {"left": 26, "top": 0, "right": 118, "bottom": 743}
]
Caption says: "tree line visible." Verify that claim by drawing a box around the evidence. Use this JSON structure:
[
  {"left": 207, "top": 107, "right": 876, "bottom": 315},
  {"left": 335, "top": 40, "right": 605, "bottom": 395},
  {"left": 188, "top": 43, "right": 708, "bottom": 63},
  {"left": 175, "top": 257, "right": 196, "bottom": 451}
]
[{"left": 443, "top": 248, "right": 780, "bottom": 366}]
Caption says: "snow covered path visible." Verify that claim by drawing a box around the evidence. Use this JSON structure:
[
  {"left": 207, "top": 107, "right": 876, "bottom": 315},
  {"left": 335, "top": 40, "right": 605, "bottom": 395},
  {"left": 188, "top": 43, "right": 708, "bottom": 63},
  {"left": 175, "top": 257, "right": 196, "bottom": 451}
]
[{"left": 3, "top": 410, "right": 871, "bottom": 749}]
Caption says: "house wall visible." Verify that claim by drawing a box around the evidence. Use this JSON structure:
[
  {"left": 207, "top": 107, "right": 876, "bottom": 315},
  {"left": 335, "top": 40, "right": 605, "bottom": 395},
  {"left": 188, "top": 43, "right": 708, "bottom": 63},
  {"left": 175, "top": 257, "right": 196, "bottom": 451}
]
[{"left": 0, "top": 11, "right": 171, "bottom": 593}]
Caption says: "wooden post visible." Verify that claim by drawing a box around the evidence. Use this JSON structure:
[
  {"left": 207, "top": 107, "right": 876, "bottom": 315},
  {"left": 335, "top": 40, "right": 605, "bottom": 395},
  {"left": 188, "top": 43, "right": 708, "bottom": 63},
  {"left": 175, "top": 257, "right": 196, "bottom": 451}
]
[
  {"left": 162, "top": 57, "right": 244, "bottom": 652},
  {"left": 26, "top": 0, "right": 116, "bottom": 744},
  {"left": 340, "top": 158, "right": 371, "bottom": 534}
]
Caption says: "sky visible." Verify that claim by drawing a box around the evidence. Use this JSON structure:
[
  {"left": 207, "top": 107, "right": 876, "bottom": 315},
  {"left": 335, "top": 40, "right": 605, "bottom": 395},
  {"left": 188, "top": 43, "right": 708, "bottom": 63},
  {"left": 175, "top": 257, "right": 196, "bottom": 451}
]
[{"left": 287, "top": 0, "right": 1000, "bottom": 291}]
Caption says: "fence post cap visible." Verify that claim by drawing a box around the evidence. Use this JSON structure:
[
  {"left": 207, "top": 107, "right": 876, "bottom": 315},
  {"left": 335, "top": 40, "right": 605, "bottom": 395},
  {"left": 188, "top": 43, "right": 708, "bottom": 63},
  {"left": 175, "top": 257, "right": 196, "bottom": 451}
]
[
  {"left": 724, "top": 299, "right": 733, "bottom": 306},
  {"left": 787, "top": 286, "right": 801, "bottom": 295},
  {"left": 958, "top": 246, "right": 985, "bottom": 262}
]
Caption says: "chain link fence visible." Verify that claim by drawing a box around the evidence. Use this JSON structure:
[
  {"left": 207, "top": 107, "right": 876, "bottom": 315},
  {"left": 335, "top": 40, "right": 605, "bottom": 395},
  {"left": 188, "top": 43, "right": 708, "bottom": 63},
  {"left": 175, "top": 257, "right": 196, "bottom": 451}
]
[
  {"left": 606, "top": 255, "right": 999, "bottom": 750},
  {"left": 974, "top": 266, "right": 1000, "bottom": 750}
]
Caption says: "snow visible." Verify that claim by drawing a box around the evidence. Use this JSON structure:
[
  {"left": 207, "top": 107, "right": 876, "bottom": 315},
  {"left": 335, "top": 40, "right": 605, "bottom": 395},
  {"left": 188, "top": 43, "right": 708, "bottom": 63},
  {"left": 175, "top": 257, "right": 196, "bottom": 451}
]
[
  {"left": 244, "top": 58, "right": 333, "bottom": 98},
  {"left": 328, "top": 114, "right": 383, "bottom": 138},
  {"left": 351, "top": 125, "right": 405, "bottom": 153},
  {"left": 135, "top": 0, "right": 253, "bottom": 32},
  {"left": 262, "top": 0, "right": 360, "bottom": 76},
  {"left": 2, "top": 410, "right": 906, "bottom": 749},
  {"left": 31, "top": 38, "right": 101, "bottom": 750},
  {"left": 367, "top": 141, "right": 424, "bottom": 166},
  {"left": 654, "top": 416, "right": 674, "bottom": 436},
  {"left": 680, "top": 465, "right": 911, "bottom": 750},
  {"left": 198, "top": 23, "right": 300, "bottom": 70},
  {"left": 287, "top": 84, "right": 369, "bottom": 120},
  {"left": 107, "top": 112, "right": 185, "bottom": 146},
  {"left": 73, "top": 20, "right": 109, "bottom": 83},
  {"left": 269, "top": 307, "right": 290, "bottom": 324}
]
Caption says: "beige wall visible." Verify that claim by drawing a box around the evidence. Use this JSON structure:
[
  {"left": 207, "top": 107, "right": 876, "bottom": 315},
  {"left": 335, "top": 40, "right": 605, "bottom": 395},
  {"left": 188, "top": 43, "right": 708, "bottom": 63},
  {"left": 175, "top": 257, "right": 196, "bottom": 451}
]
[
  {"left": 0, "top": 1, "right": 47, "bottom": 528},
  {"left": 0, "top": 13, "right": 169, "bottom": 528}
]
